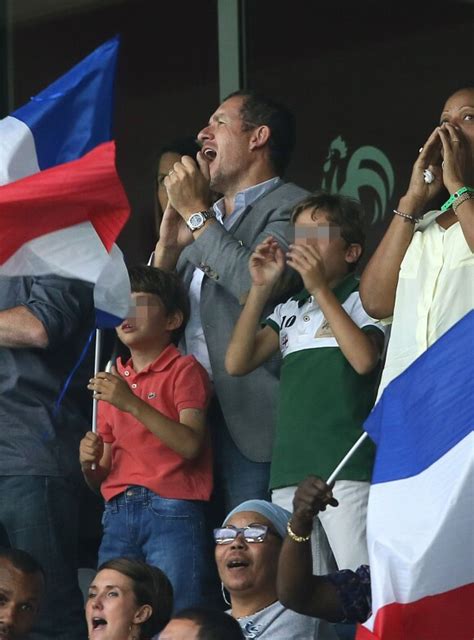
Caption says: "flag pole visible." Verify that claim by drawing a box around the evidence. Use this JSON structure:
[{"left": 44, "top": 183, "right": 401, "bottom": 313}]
[
  {"left": 90, "top": 328, "right": 103, "bottom": 471},
  {"left": 327, "top": 432, "right": 369, "bottom": 485},
  {"left": 91, "top": 328, "right": 102, "bottom": 434}
]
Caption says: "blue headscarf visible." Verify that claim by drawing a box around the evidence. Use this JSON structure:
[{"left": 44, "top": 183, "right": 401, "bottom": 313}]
[{"left": 223, "top": 500, "right": 291, "bottom": 539}]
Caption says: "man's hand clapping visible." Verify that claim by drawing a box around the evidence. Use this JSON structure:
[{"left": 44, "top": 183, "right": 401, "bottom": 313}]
[{"left": 164, "top": 153, "right": 211, "bottom": 219}]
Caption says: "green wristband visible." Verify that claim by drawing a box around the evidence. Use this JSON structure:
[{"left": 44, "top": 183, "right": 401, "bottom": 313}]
[{"left": 441, "top": 186, "right": 474, "bottom": 212}]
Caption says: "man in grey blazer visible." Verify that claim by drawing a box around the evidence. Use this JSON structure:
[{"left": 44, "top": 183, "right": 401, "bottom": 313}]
[{"left": 153, "top": 90, "right": 308, "bottom": 511}]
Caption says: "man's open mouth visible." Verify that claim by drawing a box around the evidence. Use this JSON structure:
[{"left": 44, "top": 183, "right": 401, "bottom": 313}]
[{"left": 202, "top": 147, "right": 217, "bottom": 161}]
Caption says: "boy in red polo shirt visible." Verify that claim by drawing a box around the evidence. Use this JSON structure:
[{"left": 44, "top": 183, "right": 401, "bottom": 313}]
[{"left": 79, "top": 266, "right": 211, "bottom": 612}]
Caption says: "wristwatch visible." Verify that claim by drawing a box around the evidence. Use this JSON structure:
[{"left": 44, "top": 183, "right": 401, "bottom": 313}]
[{"left": 186, "top": 208, "right": 215, "bottom": 232}]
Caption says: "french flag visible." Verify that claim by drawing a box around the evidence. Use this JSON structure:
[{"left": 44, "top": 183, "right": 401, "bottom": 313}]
[
  {"left": 357, "top": 311, "right": 474, "bottom": 639},
  {"left": 0, "top": 36, "right": 131, "bottom": 327}
]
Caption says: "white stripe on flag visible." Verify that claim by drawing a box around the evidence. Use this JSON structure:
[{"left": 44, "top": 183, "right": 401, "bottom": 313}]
[
  {"left": 94, "top": 244, "right": 131, "bottom": 321},
  {"left": 0, "top": 116, "right": 39, "bottom": 185},
  {"left": 365, "top": 432, "right": 474, "bottom": 631},
  {"left": 1, "top": 221, "right": 110, "bottom": 282}
]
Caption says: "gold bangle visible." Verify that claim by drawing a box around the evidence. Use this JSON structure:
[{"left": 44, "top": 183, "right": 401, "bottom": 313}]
[{"left": 287, "top": 520, "right": 311, "bottom": 543}]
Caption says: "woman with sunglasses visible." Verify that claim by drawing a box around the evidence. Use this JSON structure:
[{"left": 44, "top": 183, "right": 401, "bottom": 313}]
[{"left": 214, "top": 500, "right": 322, "bottom": 639}]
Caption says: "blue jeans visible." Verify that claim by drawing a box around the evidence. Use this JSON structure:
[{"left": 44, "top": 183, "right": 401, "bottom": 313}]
[
  {"left": 0, "top": 475, "right": 87, "bottom": 640},
  {"left": 211, "top": 399, "right": 271, "bottom": 514},
  {"left": 98, "top": 486, "right": 213, "bottom": 612}
]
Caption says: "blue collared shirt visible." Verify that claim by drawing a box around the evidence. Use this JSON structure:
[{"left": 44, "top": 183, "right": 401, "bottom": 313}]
[{"left": 184, "top": 177, "right": 282, "bottom": 377}]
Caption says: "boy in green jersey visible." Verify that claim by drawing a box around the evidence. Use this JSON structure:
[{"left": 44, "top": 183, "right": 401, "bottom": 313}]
[{"left": 226, "top": 192, "right": 386, "bottom": 571}]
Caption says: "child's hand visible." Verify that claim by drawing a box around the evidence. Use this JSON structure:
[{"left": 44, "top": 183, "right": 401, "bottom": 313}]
[
  {"left": 79, "top": 431, "right": 104, "bottom": 469},
  {"left": 287, "top": 244, "right": 327, "bottom": 293},
  {"left": 87, "top": 367, "right": 136, "bottom": 413},
  {"left": 249, "top": 237, "right": 285, "bottom": 288}
]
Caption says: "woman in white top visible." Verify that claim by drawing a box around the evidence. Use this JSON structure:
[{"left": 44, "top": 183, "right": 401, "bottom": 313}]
[{"left": 360, "top": 86, "right": 474, "bottom": 396}]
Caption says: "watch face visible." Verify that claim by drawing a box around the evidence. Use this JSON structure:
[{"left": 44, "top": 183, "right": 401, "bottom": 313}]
[{"left": 188, "top": 213, "right": 204, "bottom": 229}]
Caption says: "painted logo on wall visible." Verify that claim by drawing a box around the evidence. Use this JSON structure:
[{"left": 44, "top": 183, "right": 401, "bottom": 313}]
[{"left": 321, "top": 135, "right": 395, "bottom": 224}]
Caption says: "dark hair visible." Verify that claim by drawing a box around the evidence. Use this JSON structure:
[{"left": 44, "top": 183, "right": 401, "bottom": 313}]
[
  {"left": 440, "top": 85, "right": 474, "bottom": 114},
  {"left": 291, "top": 191, "right": 366, "bottom": 271},
  {"left": 173, "top": 607, "right": 245, "bottom": 640},
  {"left": 155, "top": 136, "right": 201, "bottom": 189},
  {"left": 0, "top": 547, "right": 45, "bottom": 581},
  {"left": 158, "top": 136, "right": 201, "bottom": 161},
  {"left": 224, "top": 90, "right": 295, "bottom": 175},
  {"left": 445, "top": 84, "right": 474, "bottom": 96},
  {"left": 153, "top": 137, "right": 202, "bottom": 232},
  {"left": 127, "top": 265, "right": 190, "bottom": 343},
  {"left": 97, "top": 558, "right": 173, "bottom": 639}
]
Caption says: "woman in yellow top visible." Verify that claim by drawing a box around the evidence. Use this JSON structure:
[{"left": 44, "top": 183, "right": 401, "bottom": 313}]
[{"left": 360, "top": 86, "right": 474, "bottom": 396}]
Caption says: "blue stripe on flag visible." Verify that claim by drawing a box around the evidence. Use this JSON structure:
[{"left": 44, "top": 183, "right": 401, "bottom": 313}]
[
  {"left": 365, "top": 310, "right": 474, "bottom": 484},
  {"left": 95, "top": 309, "right": 125, "bottom": 330},
  {"left": 12, "top": 36, "right": 119, "bottom": 170}
]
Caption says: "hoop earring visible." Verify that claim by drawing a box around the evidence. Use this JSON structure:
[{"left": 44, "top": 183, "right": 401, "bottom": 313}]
[{"left": 221, "top": 581, "right": 231, "bottom": 606}]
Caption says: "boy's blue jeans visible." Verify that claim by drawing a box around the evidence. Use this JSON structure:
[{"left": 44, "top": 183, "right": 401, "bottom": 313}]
[{"left": 97, "top": 486, "right": 212, "bottom": 612}]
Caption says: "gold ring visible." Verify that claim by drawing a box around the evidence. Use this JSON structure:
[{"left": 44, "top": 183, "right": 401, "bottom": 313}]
[
  {"left": 452, "top": 139, "right": 460, "bottom": 142},
  {"left": 168, "top": 169, "right": 175, "bottom": 176}
]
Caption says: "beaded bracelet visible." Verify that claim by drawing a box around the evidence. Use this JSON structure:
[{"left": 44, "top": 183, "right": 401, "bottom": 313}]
[
  {"left": 452, "top": 192, "right": 474, "bottom": 215},
  {"left": 287, "top": 520, "right": 311, "bottom": 543},
  {"left": 393, "top": 209, "right": 423, "bottom": 223},
  {"left": 441, "top": 186, "right": 474, "bottom": 212}
]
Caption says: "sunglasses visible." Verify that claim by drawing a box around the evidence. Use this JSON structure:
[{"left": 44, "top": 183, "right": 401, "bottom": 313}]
[{"left": 213, "top": 524, "right": 277, "bottom": 545}]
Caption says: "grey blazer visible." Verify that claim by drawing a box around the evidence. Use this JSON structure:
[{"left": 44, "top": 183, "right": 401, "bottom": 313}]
[{"left": 177, "top": 181, "right": 309, "bottom": 462}]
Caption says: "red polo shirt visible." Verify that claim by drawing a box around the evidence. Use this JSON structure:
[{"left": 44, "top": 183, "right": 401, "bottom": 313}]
[{"left": 98, "top": 344, "right": 212, "bottom": 501}]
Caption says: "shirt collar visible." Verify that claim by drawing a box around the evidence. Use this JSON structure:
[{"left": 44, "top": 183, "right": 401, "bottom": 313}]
[
  {"left": 292, "top": 274, "right": 360, "bottom": 307},
  {"left": 117, "top": 343, "right": 182, "bottom": 377},
  {"left": 213, "top": 176, "right": 282, "bottom": 222}
]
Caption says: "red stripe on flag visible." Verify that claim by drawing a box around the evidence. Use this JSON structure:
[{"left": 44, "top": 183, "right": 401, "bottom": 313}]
[
  {"left": 356, "top": 623, "right": 378, "bottom": 639},
  {"left": 356, "top": 582, "right": 474, "bottom": 640},
  {"left": 0, "top": 141, "right": 129, "bottom": 262}
]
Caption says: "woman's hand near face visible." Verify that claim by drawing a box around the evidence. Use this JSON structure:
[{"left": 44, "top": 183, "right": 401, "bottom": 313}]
[
  {"left": 402, "top": 127, "right": 444, "bottom": 210},
  {"left": 439, "top": 123, "right": 474, "bottom": 193}
]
